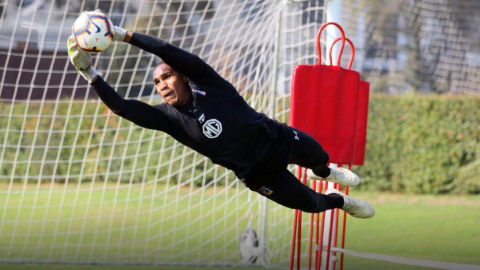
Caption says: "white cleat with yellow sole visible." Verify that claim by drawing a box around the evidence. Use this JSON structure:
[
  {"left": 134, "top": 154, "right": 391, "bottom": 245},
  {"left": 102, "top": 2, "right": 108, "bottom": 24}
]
[
  {"left": 307, "top": 167, "right": 360, "bottom": 187},
  {"left": 326, "top": 188, "right": 375, "bottom": 219}
]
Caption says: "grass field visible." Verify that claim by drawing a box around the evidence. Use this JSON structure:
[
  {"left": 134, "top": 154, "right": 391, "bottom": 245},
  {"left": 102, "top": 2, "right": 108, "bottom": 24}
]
[
  {"left": 1, "top": 185, "right": 479, "bottom": 270},
  {"left": 342, "top": 191, "right": 480, "bottom": 269}
]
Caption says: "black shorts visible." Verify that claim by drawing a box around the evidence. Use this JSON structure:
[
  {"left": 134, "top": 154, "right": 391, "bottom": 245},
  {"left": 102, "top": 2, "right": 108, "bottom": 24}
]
[{"left": 243, "top": 127, "right": 332, "bottom": 213}]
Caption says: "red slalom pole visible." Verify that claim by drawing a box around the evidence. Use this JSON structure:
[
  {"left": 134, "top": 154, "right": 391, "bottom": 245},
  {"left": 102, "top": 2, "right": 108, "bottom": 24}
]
[
  {"left": 290, "top": 208, "right": 299, "bottom": 270},
  {"left": 307, "top": 180, "right": 317, "bottom": 270},
  {"left": 339, "top": 190, "right": 348, "bottom": 270},
  {"left": 290, "top": 166, "right": 303, "bottom": 270},
  {"left": 325, "top": 182, "right": 338, "bottom": 270},
  {"left": 314, "top": 180, "right": 323, "bottom": 270},
  {"left": 297, "top": 208, "right": 303, "bottom": 270},
  {"left": 339, "top": 165, "right": 353, "bottom": 270},
  {"left": 332, "top": 183, "right": 341, "bottom": 270},
  {"left": 339, "top": 181, "right": 351, "bottom": 270},
  {"left": 333, "top": 168, "right": 342, "bottom": 269},
  {"left": 317, "top": 181, "right": 328, "bottom": 269},
  {"left": 296, "top": 168, "right": 308, "bottom": 270}
]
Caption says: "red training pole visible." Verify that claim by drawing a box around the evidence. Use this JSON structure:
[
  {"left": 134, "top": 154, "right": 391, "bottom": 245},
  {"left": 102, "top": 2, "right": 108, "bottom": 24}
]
[
  {"left": 317, "top": 181, "right": 328, "bottom": 269},
  {"left": 307, "top": 180, "right": 317, "bottom": 270},
  {"left": 332, "top": 168, "right": 343, "bottom": 270},
  {"left": 339, "top": 187, "right": 349, "bottom": 270},
  {"left": 332, "top": 183, "right": 341, "bottom": 270},
  {"left": 290, "top": 166, "right": 303, "bottom": 270},
  {"left": 339, "top": 165, "right": 353, "bottom": 270},
  {"left": 315, "top": 180, "right": 323, "bottom": 270},
  {"left": 325, "top": 181, "right": 338, "bottom": 270},
  {"left": 290, "top": 208, "right": 299, "bottom": 270},
  {"left": 297, "top": 168, "right": 308, "bottom": 270}
]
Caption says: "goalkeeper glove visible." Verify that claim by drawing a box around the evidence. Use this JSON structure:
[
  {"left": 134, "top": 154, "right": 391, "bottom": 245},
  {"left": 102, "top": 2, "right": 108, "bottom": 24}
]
[
  {"left": 67, "top": 35, "right": 101, "bottom": 83},
  {"left": 113, "top": 26, "right": 127, "bottom": 42}
]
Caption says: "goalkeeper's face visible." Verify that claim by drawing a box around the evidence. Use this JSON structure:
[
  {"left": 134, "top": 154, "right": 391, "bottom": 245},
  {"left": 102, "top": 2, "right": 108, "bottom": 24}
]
[{"left": 153, "top": 63, "right": 191, "bottom": 106}]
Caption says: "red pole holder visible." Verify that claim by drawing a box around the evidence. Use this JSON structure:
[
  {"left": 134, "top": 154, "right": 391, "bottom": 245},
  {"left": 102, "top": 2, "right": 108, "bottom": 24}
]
[{"left": 289, "top": 22, "right": 369, "bottom": 270}]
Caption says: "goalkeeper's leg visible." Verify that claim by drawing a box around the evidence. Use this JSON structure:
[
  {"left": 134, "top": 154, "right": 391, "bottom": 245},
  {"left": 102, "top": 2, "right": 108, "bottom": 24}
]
[
  {"left": 289, "top": 128, "right": 360, "bottom": 187},
  {"left": 254, "top": 169, "right": 342, "bottom": 213},
  {"left": 253, "top": 169, "right": 374, "bottom": 217}
]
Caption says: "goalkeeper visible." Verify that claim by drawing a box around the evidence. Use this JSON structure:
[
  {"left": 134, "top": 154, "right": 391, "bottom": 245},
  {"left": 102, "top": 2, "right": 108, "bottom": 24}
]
[{"left": 67, "top": 26, "right": 375, "bottom": 218}]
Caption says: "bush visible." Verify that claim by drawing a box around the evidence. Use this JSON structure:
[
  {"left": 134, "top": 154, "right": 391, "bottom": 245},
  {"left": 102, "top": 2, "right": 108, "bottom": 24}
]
[
  {"left": 1, "top": 94, "right": 479, "bottom": 193},
  {"left": 354, "top": 94, "right": 480, "bottom": 194}
]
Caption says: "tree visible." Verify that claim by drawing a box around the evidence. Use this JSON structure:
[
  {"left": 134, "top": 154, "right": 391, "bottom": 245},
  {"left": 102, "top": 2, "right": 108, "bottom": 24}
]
[
  {"left": 401, "top": 0, "right": 479, "bottom": 93},
  {"left": 344, "top": 0, "right": 480, "bottom": 93}
]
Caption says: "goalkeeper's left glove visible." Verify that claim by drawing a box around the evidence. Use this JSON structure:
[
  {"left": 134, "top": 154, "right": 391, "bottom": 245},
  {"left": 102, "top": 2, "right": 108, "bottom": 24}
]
[
  {"left": 67, "top": 35, "right": 101, "bottom": 83},
  {"left": 113, "top": 26, "right": 127, "bottom": 42}
]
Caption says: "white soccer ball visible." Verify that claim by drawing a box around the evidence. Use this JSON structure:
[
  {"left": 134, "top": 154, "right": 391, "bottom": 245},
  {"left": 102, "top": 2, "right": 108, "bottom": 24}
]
[{"left": 72, "top": 11, "right": 114, "bottom": 53}]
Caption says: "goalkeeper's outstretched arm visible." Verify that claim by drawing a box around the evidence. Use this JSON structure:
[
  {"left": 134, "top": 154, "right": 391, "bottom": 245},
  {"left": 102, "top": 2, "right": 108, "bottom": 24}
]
[
  {"left": 121, "top": 30, "right": 223, "bottom": 84},
  {"left": 67, "top": 35, "right": 169, "bottom": 131},
  {"left": 91, "top": 77, "right": 168, "bottom": 131}
]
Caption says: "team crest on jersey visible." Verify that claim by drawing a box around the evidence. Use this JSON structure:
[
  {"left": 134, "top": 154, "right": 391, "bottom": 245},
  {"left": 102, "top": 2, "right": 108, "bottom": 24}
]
[{"left": 203, "top": 119, "right": 222, "bottom": 138}]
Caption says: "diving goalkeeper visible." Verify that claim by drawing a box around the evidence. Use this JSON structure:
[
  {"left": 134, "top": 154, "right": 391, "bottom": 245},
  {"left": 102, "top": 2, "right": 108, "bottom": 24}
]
[{"left": 67, "top": 26, "right": 375, "bottom": 218}]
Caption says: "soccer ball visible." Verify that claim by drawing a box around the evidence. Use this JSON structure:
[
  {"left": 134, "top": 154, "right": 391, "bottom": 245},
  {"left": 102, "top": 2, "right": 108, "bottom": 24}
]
[{"left": 72, "top": 11, "right": 114, "bottom": 52}]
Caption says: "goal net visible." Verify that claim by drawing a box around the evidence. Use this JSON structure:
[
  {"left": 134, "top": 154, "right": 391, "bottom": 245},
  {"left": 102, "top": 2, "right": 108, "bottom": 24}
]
[
  {"left": 0, "top": 0, "right": 326, "bottom": 267},
  {"left": 341, "top": 0, "right": 480, "bottom": 95},
  {"left": 2, "top": 0, "right": 478, "bottom": 268}
]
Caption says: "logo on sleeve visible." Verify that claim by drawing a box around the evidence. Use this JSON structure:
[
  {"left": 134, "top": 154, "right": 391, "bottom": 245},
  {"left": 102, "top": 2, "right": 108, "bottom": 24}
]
[
  {"left": 198, "top": 113, "right": 206, "bottom": 124},
  {"left": 203, "top": 119, "right": 222, "bottom": 138}
]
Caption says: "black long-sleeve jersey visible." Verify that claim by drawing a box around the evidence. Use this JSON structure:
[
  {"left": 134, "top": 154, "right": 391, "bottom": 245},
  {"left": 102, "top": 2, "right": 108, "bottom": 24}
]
[{"left": 91, "top": 33, "right": 293, "bottom": 188}]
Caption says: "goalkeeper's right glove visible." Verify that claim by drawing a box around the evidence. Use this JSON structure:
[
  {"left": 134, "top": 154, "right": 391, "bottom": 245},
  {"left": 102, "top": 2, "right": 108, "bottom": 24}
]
[
  {"left": 113, "top": 26, "right": 127, "bottom": 42},
  {"left": 67, "top": 35, "right": 100, "bottom": 83}
]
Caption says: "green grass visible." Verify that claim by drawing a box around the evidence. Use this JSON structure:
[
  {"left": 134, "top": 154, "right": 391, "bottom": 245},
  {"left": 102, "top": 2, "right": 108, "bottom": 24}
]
[
  {"left": 1, "top": 186, "right": 480, "bottom": 270},
  {"left": 0, "top": 182, "right": 263, "bottom": 264},
  {"left": 343, "top": 191, "right": 480, "bottom": 269},
  {"left": 0, "top": 265, "right": 272, "bottom": 270}
]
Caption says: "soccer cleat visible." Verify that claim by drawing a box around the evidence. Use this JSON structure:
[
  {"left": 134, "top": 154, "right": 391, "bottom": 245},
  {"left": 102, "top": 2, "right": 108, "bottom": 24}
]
[
  {"left": 325, "top": 188, "right": 375, "bottom": 219},
  {"left": 307, "top": 167, "right": 360, "bottom": 187}
]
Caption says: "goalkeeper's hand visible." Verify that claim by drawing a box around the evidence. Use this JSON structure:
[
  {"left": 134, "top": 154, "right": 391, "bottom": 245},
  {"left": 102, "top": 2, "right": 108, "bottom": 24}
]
[
  {"left": 67, "top": 35, "right": 100, "bottom": 83},
  {"left": 113, "top": 26, "right": 127, "bottom": 42}
]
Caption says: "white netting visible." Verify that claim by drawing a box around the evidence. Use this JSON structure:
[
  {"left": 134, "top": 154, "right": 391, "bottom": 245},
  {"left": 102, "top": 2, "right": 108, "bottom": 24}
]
[
  {"left": 341, "top": 0, "right": 480, "bottom": 94},
  {"left": 0, "top": 0, "right": 325, "bottom": 267},
  {"left": 1, "top": 0, "right": 478, "bottom": 268}
]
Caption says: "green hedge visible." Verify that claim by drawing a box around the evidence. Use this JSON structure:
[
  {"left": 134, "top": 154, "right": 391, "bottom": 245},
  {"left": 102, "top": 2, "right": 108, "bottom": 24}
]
[
  {"left": 354, "top": 94, "right": 480, "bottom": 194},
  {"left": 1, "top": 95, "right": 479, "bottom": 194}
]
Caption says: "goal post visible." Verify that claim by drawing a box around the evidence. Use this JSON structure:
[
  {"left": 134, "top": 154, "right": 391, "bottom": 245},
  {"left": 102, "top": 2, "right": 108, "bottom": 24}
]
[{"left": 323, "top": 2, "right": 342, "bottom": 269}]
